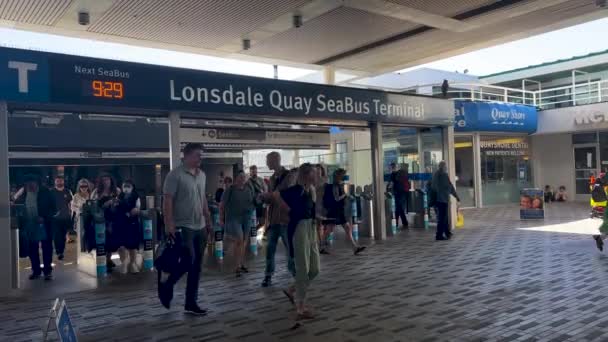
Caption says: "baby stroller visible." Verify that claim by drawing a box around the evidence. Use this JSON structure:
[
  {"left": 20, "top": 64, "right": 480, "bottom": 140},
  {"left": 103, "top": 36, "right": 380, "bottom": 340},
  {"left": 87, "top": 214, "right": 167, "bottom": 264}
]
[{"left": 590, "top": 179, "right": 607, "bottom": 219}]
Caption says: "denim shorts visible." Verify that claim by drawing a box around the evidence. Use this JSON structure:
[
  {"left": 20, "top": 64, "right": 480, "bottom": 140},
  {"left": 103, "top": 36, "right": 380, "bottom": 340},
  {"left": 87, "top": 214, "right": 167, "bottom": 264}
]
[{"left": 225, "top": 219, "right": 250, "bottom": 241}]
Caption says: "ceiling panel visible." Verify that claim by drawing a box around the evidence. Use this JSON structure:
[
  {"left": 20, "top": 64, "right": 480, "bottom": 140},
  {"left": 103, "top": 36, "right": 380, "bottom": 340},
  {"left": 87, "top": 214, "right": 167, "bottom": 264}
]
[
  {"left": 388, "top": 0, "right": 498, "bottom": 17},
  {"left": 0, "top": 0, "right": 73, "bottom": 26},
  {"left": 333, "top": 0, "right": 599, "bottom": 72},
  {"left": 88, "top": 0, "right": 311, "bottom": 49},
  {"left": 246, "top": 6, "right": 418, "bottom": 64}
]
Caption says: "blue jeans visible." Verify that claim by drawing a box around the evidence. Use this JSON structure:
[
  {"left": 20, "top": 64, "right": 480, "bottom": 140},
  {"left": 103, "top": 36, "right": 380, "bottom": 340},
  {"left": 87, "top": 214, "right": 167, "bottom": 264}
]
[{"left": 265, "top": 224, "right": 295, "bottom": 277}]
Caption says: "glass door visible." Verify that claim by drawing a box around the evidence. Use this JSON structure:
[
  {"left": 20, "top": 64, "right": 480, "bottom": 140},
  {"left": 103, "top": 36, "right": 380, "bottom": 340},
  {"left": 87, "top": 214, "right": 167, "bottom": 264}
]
[
  {"left": 455, "top": 135, "right": 475, "bottom": 207},
  {"left": 574, "top": 145, "right": 598, "bottom": 196}
]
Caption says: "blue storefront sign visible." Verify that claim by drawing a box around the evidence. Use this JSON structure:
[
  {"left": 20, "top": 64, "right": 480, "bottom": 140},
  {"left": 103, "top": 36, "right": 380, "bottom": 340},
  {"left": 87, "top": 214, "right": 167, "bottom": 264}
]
[
  {"left": 454, "top": 100, "right": 537, "bottom": 133},
  {"left": 0, "top": 47, "right": 453, "bottom": 125}
]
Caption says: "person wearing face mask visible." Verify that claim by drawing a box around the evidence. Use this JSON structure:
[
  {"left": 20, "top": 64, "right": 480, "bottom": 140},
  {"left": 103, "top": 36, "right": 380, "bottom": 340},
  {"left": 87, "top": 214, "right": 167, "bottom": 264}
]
[{"left": 114, "top": 180, "right": 142, "bottom": 274}]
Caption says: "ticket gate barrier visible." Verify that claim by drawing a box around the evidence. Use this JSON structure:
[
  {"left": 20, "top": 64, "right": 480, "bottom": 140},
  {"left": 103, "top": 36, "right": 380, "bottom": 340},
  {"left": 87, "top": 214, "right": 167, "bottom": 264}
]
[
  {"left": 358, "top": 194, "right": 374, "bottom": 239},
  {"left": 249, "top": 209, "right": 258, "bottom": 256},
  {"left": 385, "top": 193, "right": 397, "bottom": 236},
  {"left": 140, "top": 209, "right": 157, "bottom": 271},
  {"left": 209, "top": 203, "right": 223, "bottom": 263},
  {"left": 79, "top": 200, "right": 107, "bottom": 278}
]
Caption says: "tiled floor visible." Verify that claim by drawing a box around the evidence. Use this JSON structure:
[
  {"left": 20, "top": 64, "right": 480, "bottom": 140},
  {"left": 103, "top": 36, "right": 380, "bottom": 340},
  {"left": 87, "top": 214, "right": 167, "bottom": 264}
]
[{"left": 3, "top": 202, "right": 608, "bottom": 342}]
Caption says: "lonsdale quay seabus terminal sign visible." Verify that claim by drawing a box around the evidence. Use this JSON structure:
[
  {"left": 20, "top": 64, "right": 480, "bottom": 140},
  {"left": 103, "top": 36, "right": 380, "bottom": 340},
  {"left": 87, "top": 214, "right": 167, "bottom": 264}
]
[{"left": 0, "top": 47, "right": 453, "bottom": 125}]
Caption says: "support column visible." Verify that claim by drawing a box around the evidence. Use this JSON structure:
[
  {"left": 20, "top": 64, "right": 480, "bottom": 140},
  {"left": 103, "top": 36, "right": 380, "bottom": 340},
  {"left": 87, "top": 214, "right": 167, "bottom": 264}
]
[
  {"left": 473, "top": 133, "right": 483, "bottom": 208},
  {"left": 370, "top": 122, "right": 387, "bottom": 240},
  {"left": 443, "top": 125, "right": 457, "bottom": 230},
  {"left": 168, "top": 112, "right": 181, "bottom": 170},
  {"left": 323, "top": 66, "right": 336, "bottom": 85},
  {"left": 0, "top": 101, "right": 15, "bottom": 291}
]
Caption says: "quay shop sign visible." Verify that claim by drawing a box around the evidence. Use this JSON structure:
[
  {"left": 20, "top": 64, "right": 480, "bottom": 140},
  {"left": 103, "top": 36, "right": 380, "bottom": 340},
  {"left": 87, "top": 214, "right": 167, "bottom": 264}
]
[{"left": 454, "top": 100, "right": 537, "bottom": 133}]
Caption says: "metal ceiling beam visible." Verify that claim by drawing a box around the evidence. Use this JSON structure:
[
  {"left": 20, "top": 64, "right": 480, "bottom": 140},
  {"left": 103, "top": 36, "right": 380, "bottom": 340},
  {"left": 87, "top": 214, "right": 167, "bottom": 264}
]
[{"left": 343, "top": 0, "right": 476, "bottom": 32}]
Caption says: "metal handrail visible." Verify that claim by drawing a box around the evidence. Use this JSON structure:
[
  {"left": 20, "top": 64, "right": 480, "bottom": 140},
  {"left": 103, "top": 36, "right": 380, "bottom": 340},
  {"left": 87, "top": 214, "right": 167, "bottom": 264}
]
[{"left": 431, "top": 80, "right": 608, "bottom": 110}]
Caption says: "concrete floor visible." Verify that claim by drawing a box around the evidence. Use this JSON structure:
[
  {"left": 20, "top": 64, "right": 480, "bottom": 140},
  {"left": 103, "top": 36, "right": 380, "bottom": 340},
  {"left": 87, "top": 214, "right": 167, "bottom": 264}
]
[{"left": 2, "top": 202, "right": 608, "bottom": 342}]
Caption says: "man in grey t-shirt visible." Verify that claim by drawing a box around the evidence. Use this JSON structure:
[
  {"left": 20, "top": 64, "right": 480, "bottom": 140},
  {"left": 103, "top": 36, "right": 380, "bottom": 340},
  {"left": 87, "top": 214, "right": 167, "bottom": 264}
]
[{"left": 159, "top": 143, "right": 211, "bottom": 316}]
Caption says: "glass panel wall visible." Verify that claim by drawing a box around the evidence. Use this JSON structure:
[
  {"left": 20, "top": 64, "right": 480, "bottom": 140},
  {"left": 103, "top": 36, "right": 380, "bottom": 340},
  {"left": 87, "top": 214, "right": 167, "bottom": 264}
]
[
  {"left": 480, "top": 135, "right": 532, "bottom": 206},
  {"left": 420, "top": 127, "right": 443, "bottom": 173},
  {"left": 382, "top": 127, "right": 419, "bottom": 183},
  {"left": 455, "top": 135, "right": 475, "bottom": 207}
]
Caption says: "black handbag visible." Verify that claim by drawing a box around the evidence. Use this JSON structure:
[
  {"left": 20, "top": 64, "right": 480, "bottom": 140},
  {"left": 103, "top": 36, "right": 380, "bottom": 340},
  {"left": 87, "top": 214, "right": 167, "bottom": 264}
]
[{"left": 154, "top": 237, "right": 182, "bottom": 274}]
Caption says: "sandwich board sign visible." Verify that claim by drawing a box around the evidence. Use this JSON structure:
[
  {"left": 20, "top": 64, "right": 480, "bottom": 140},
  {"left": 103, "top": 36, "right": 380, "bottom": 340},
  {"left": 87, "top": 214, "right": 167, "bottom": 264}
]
[{"left": 43, "top": 298, "right": 77, "bottom": 342}]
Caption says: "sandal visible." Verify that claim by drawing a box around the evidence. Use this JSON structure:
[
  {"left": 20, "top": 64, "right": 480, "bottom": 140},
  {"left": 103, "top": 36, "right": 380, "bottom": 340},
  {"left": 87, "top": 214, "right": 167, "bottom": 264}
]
[
  {"left": 296, "top": 310, "right": 315, "bottom": 320},
  {"left": 240, "top": 265, "right": 249, "bottom": 273}
]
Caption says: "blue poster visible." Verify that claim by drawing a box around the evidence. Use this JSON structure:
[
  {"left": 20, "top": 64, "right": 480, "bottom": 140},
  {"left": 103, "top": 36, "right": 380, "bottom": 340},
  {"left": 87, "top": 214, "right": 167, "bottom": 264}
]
[
  {"left": 454, "top": 100, "right": 537, "bottom": 133},
  {"left": 520, "top": 188, "right": 544, "bottom": 220},
  {"left": 56, "top": 301, "right": 77, "bottom": 342}
]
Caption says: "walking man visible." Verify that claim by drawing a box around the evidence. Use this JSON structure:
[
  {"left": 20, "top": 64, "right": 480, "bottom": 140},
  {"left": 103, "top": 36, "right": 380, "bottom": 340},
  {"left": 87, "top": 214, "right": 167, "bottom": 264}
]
[
  {"left": 159, "top": 143, "right": 212, "bottom": 315},
  {"left": 431, "top": 161, "right": 460, "bottom": 241},
  {"left": 16, "top": 174, "right": 56, "bottom": 280},
  {"left": 247, "top": 165, "right": 267, "bottom": 229},
  {"left": 50, "top": 176, "right": 73, "bottom": 260},
  {"left": 261, "top": 151, "right": 294, "bottom": 287}
]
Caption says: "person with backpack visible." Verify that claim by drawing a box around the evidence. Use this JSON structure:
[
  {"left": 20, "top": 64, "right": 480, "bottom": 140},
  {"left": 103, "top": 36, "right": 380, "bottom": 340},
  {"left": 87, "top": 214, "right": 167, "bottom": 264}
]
[
  {"left": 220, "top": 170, "right": 255, "bottom": 277},
  {"left": 431, "top": 161, "right": 460, "bottom": 241},
  {"left": 321, "top": 168, "right": 366, "bottom": 255}
]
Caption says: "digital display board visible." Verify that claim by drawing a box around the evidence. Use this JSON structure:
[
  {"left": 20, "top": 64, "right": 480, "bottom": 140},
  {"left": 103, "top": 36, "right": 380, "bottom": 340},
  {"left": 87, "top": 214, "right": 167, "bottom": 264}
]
[{"left": 0, "top": 46, "right": 454, "bottom": 125}]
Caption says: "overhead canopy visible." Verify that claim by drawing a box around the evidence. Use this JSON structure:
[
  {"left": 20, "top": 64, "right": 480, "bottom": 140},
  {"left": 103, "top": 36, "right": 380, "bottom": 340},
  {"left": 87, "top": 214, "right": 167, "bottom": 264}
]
[{"left": 0, "top": 0, "right": 606, "bottom": 77}]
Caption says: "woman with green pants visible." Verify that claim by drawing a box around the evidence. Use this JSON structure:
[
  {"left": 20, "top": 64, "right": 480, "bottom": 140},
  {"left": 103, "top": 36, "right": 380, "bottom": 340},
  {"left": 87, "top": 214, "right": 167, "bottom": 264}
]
[{"left": 265, "top": 163, "right": 320, "bottom": 320}]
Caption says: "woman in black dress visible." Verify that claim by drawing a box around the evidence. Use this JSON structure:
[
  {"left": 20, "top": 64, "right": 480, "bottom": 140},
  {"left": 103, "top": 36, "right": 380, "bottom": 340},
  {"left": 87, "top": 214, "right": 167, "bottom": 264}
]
[
  {"left": 115, "top": 180, "right": 142, "bottom": 274},
  {"left": 322, "top": 168, "right": 365, "bottom": 255}
]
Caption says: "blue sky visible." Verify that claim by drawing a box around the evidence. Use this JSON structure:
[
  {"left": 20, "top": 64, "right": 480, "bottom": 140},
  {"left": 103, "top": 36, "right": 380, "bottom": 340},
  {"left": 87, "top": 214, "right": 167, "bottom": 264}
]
[{"left": 1, "top": 16, "right": 607, "bottom": 79}]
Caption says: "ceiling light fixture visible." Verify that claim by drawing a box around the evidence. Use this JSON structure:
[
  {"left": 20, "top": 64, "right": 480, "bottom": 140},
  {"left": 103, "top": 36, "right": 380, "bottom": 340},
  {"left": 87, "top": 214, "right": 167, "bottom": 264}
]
[
  {"left": 242, "top": 38, "right": 251, "bottom": 50},
  {"left": 78, "top": 11, "right": 90, "bottom": 25},
  {"left": 293, "top": 14, "right": 303, "bottom": 28}
]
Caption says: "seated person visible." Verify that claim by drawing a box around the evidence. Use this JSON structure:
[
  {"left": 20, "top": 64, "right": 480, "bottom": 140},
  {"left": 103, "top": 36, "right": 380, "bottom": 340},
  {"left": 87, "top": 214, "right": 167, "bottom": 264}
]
[
  {"left": 555, "top": 186, "right": 568, "bottom": 202},
  {"left": 544, "top": 185, "right": 553, "bottom": 203}
]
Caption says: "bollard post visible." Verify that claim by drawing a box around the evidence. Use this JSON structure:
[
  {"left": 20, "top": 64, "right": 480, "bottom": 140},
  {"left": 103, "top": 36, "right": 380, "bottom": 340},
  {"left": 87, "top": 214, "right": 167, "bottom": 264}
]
[
  {"left": 249, "top": 209, "right": 258, "bottom": 256},
  {"left": 141, "top": 210, "right": 154, "bottom": 271}
]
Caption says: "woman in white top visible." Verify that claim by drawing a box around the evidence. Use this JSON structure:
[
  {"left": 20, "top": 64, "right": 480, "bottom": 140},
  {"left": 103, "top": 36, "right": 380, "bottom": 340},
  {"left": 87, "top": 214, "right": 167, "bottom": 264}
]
[{"left": 71, "top": 178, "right": 91, "bottom": 237}]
